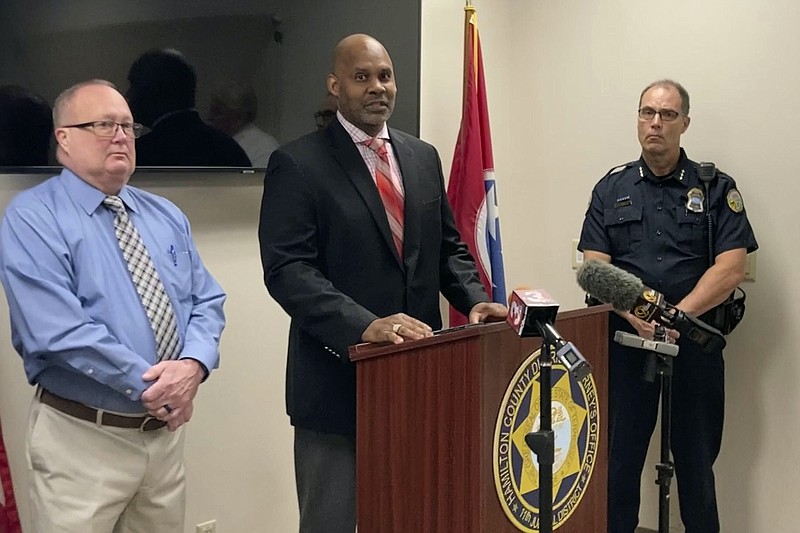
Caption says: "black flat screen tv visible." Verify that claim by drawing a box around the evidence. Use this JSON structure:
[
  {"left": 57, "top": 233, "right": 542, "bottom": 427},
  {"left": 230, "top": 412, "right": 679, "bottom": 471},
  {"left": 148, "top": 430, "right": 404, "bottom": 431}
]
[{"left": 0, "top": 0, "right": 421, "bottom": 173}]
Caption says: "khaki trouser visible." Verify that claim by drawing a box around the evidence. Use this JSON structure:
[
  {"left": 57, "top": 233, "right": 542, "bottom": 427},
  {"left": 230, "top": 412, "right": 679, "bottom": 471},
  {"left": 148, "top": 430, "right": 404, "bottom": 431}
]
[{"left": 27, "top": 396, "right": 186, "bottom": 533}]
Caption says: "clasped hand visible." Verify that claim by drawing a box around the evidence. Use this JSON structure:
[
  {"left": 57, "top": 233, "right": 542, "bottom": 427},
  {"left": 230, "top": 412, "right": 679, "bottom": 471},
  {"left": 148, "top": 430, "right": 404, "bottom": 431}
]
[{"left": 141, "top": 359, "right": 204, "bottom": 431}]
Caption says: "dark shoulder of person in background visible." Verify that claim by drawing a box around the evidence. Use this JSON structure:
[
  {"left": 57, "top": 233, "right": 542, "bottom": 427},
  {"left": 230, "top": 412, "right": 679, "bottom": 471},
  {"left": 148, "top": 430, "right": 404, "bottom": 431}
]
[{"left": 126, "top": 49, "right": 251, "bottom": 167}]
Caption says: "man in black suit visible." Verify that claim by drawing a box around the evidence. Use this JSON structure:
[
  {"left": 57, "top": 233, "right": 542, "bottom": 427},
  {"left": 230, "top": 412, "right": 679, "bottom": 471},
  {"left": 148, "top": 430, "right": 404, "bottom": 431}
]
[
  {"left": 258, "top": 34, "right": 507, "bottom": 533},
  {"left": 126, "top": 49, "right": 251, "bottom": 167}
]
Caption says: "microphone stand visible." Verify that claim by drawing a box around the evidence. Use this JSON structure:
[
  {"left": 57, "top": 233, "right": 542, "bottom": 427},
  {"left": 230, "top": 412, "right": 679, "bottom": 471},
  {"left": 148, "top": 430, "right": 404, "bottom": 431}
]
[
  {"left": 524, "top": 322, "right": 556, "bottom": 533},
  {"left": 633, "top": 326, "right": 678, "bottom": 533}
]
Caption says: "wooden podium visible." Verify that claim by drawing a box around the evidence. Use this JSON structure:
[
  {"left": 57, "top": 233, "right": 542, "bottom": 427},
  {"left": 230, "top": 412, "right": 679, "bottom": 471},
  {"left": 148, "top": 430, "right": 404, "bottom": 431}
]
[{"left": 349, "top": 306, "right": 610, "bottom": 533}]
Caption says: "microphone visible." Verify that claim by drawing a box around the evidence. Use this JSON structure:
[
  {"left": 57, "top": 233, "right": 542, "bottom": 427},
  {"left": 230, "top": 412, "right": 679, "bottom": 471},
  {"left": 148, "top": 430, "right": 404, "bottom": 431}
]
[
  {"left": 614, "top": 331, "right": 679, "bottom": 357},
  {"left": 507, "top": 289, "right": 591, "bottom": 380},
  {"left": 507, "top": 288, "right": 558, "bottom": 336},
  {"left": 576, "top": 260, "right": 726, "bottom": 353}
]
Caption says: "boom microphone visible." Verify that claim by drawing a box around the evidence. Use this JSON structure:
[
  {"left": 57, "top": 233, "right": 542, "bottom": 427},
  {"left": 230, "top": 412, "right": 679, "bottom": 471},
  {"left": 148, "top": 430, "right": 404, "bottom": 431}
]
[
  {"left": 576, "top": 260, "right": 726, "bottom": 353},
  {"left": 576, "top": 260, "right": 642, "bottom": 311}
]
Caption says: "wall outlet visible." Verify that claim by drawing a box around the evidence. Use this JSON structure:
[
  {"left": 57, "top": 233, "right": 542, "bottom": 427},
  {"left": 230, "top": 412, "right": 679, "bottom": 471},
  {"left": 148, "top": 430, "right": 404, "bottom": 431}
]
[
  {"left": 571, "top": 239, "right": 583, "bottom": 269},
  {"left": 196, "top": 520, "right": 216, "bottom": 533},
  {"left": 744, "top": 251, "right": 757, "bottom": 281}
]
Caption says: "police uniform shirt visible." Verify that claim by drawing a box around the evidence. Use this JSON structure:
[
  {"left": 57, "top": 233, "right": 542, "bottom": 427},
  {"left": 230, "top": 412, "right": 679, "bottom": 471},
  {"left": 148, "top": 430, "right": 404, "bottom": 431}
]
[{"left": 578, "top": 148, "right": 758, "bottom": 305}]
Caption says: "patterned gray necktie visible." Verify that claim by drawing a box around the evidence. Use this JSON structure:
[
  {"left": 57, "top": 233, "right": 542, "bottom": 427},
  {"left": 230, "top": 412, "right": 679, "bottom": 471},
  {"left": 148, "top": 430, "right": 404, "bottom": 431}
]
[{"left": 103, "top": 196, "right": 180, "bottom": 361}]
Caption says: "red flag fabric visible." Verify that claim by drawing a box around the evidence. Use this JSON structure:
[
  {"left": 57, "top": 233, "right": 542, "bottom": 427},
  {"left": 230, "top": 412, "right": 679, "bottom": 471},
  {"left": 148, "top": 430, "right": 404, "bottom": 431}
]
[
  {"left": 0, "top": 418, "right": 21, "bottom": 533},
  {"left": 447, "top": 4, "right": 507, "bottom": 326}
]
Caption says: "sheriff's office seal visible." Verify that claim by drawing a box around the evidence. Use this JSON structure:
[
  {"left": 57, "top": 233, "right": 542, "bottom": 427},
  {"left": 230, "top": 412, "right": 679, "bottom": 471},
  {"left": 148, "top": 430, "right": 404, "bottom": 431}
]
[
  {"left": 727, "top": 189, "right": 744, "bottom": 213},
  {"left": 493, "top": 349, "right": 600, "bottom": 531}
]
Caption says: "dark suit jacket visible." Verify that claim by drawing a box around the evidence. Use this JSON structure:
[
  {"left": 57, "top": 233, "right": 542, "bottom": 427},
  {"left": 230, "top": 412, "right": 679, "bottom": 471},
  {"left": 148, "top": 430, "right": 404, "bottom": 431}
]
[
  {"left": 136, "top": 110, "right": 251, "bottom": 167},
  {"left": 258, "top": 119, "right": 488, "bottom": 435}
]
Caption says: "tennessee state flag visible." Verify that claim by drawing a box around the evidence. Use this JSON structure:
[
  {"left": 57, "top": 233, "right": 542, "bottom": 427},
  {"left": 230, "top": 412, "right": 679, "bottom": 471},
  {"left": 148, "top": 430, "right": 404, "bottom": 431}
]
[
  {"left": 0, "top": 418, "right": 21, "bottom": 533},
  {"left": 447, "top": 3, "right": 507, "bottom": 326}
]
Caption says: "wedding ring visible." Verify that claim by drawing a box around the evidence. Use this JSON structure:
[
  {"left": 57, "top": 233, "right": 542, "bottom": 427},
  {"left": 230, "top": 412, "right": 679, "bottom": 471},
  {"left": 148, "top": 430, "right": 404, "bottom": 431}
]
[
  {"left": 164, "top": 404, "right": 173, "bottom": 414},
  {"left": 392, "top": 323, "right": 402, "bottom": 333}
]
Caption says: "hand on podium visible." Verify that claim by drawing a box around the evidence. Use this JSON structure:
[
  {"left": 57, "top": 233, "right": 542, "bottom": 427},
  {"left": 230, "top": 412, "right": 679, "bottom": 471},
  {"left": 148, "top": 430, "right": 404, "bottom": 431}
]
[
  {"left": 468, "top": 302, "right": 508, "bottom": 323},
  {"left": 361, "top": 313, "right": 433, "bottom": 344}
]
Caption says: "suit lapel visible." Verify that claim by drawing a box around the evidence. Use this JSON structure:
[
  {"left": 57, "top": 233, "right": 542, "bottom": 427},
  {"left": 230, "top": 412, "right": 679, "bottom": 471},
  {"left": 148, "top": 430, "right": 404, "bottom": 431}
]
[{"left": 326, "top": 121, "right": 404, "bottom": 269}]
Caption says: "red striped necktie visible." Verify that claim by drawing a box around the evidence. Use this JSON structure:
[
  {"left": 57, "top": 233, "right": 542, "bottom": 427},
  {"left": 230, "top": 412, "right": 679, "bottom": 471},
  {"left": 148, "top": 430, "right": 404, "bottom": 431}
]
[{"left": 364, "top": 137, "right": 404, "bottom": 257}]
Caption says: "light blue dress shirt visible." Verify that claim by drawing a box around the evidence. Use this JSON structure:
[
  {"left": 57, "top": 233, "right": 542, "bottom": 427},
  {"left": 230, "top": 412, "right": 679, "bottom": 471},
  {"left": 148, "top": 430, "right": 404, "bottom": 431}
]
[{"left": 0, "top": 169, "right": 226, "bottom": 413}]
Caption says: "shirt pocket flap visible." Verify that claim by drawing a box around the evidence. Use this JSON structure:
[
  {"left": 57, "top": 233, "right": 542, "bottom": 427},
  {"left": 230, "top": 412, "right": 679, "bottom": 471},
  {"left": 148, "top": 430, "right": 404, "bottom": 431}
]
[{"left": 604, "top": 205, "right": 643, "bottom": 226}]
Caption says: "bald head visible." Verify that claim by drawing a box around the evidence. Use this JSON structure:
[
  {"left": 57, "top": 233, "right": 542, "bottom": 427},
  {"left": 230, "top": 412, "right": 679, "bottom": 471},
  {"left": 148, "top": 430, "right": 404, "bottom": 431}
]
[
  {"left": 327, "top": 34, "right": 396, "bottom": 136},
  {"left": 332, "top": 34, "right": 391, "bottom": 75},
  {"left": 53, "top": 81, "right": 136, "bottom": 194},
  {"left": 53, "top": 79, "right": 117, "bottom": 127}
]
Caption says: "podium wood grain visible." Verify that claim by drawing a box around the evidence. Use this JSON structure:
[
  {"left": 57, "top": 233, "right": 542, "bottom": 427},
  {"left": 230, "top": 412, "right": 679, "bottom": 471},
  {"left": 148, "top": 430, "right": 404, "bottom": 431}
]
[{"left": 350, "top": 306, "right": 610, "bottom": 533}]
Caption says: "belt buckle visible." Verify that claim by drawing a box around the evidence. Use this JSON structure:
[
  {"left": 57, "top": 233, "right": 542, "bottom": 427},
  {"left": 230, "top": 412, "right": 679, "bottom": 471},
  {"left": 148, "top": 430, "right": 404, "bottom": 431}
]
[{"left": 139, "top": 415, "right": 162, "bottom": 432}]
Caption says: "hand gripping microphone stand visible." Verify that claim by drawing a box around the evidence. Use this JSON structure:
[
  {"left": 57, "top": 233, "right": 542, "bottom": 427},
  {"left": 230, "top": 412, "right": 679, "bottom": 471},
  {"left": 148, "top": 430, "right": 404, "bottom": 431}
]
[{"left": 614, "top": 327, "right": 679, "bottom": 533}]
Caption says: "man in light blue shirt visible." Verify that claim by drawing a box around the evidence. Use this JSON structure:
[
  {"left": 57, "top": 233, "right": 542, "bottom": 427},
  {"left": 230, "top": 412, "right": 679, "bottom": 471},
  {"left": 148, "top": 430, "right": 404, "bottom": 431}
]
[{"left": 0, "top": 79, "right": 226, "bottom": 532}]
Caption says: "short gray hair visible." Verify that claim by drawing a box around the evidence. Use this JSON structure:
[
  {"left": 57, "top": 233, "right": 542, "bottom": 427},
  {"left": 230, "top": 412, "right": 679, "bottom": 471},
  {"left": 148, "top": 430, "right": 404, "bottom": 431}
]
[{"left": 639, "top": 79, "right": 690, "bottom": 116}]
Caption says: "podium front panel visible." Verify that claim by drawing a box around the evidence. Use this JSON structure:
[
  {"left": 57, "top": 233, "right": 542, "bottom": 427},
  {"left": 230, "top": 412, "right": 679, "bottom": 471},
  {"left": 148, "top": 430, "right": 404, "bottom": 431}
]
[{"left": 353, "top": 308, "right": 609, "bottom": 533}]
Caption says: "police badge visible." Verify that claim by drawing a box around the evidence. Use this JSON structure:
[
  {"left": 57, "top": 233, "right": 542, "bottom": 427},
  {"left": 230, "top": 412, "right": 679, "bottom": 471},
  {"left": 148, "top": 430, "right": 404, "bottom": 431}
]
[{"left": 686, "top": 187, "right": 705, "bottom": 213}]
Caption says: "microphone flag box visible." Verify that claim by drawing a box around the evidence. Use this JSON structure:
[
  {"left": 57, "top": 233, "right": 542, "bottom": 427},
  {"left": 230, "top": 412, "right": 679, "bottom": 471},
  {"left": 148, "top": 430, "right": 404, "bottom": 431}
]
[
  {"left": 632, "top": 289, "right": 665, "bottom": 322},
  {"left": 507, "top": 289, "right": 559, "bottom": 337}
]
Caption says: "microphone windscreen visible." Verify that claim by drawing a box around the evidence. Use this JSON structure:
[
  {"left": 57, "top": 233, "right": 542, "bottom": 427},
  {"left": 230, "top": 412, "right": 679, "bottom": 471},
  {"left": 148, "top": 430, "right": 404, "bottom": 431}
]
[{"left": 576, "top": 260, "right": 644, "bottom": 311}]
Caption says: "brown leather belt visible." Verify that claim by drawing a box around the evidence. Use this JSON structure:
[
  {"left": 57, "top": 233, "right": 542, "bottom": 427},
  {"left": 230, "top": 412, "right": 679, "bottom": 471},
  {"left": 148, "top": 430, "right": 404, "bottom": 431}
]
[{"left": 39, "top": 388, "right": 166, "bottom": 432}]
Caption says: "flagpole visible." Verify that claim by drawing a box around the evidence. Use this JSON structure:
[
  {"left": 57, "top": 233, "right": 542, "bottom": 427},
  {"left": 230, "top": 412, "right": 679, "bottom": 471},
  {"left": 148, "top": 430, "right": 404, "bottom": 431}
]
[{"left": 448, "top": 0, "right": 507, "bottom": 326}]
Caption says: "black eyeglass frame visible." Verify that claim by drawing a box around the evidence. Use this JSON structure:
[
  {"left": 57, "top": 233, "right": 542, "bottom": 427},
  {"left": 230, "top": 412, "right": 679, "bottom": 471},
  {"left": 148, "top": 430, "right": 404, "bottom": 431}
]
[
  {"left": 60, "top": 120, "right": 146, "bottom": 139},
  {"left": 637, "top": 107, "right": 684, "bottom": 122}
]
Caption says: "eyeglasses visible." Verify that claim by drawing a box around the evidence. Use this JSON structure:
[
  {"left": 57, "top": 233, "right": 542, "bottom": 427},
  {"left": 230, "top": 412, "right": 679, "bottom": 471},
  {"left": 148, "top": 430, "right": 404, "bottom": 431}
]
[
  {"left": 61, "top": 120, "right": 145, "bottom": 139},
  {"left": 638, "top": 107, "right": 683, "bottom": 122}
]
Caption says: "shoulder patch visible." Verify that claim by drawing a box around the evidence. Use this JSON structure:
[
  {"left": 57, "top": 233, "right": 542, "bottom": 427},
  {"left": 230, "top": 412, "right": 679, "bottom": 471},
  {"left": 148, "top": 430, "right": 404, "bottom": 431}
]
[{"left": 727, "top": 189, "right": 744, "bottom": 213}]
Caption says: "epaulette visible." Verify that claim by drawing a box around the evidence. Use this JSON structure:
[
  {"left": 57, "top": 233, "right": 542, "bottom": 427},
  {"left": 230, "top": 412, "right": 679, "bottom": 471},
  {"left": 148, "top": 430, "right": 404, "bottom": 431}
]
[
  {"left": 715, "top": 170, "right": 734, "bottom": 183},
  {"left": 603, "top": 161, "right": 636, "bottom": 178}
]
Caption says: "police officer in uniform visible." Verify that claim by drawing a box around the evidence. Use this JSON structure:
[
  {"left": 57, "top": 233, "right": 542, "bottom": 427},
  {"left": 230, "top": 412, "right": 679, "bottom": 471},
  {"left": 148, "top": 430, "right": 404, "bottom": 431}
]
[{"left": 578, "top": 79, "right": 757, "bottom": 533}]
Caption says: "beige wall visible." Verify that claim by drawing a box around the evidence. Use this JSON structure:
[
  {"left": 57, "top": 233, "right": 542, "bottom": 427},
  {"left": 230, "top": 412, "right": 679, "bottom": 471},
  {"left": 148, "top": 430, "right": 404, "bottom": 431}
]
[
  {"left": 0, "top": 0, "right": 798, "bottom": 531},
  {"left": 423, "top": 1, "right": 798, "bottom": 531}
]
